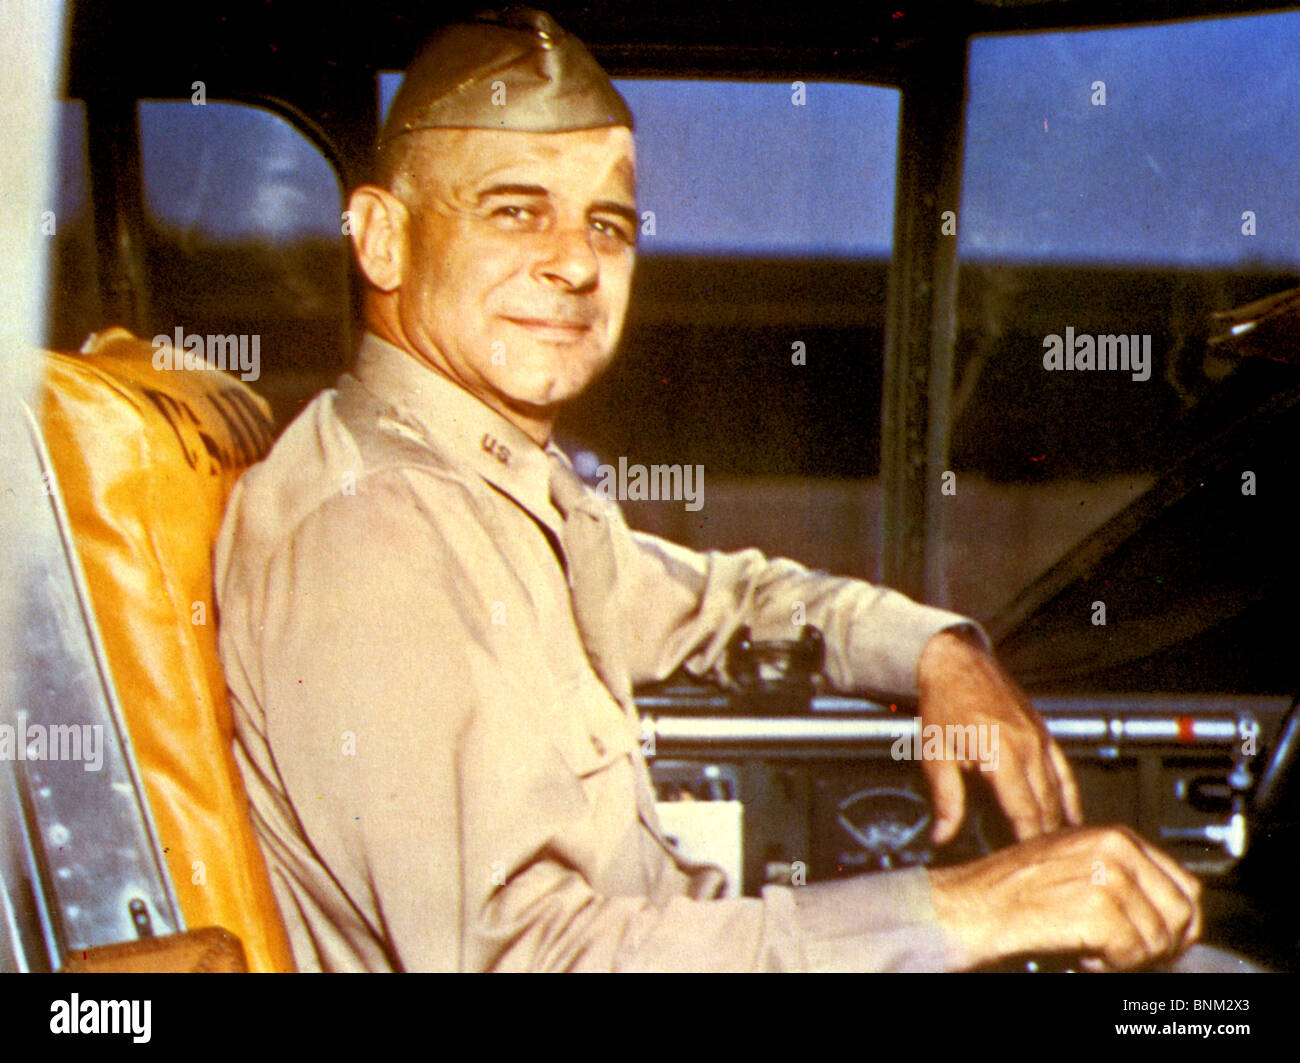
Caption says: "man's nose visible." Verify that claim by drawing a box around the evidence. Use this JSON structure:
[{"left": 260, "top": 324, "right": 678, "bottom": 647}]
[{"left": 534, "top": 221, "right": 599, "bottom": 292}]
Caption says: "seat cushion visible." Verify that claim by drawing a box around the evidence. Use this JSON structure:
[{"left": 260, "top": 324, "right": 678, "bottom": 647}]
[{"left": 39, "top": 326, "right": 294, "bottom": 972}]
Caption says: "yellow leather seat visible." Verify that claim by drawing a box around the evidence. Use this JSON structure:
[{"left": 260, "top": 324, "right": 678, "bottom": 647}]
[{"left": 39, "top": 327, "right": 294, "bottom": 972}]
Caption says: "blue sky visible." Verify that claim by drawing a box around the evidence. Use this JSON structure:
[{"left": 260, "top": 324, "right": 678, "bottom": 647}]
[{"left": 960, "top": 10, "right": 1300, "bottom": 267}]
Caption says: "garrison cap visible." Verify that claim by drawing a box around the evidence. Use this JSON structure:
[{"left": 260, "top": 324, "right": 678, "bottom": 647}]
[{"left": 377, "top": 7, "right": 633, "bottom": 146}]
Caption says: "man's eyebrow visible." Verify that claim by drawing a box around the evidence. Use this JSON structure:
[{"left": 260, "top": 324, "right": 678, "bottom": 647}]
[
  {"left": 476, "top": 183, "right": 549, "bottom": 202},
  {"left": 592, "top": 200, "right": 638, "bottom": 227}
]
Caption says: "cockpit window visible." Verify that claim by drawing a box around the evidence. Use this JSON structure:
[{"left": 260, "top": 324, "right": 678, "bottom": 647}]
[
  {"left": 140, "top": 103, "right": 343, "bottom": 245},
  {"left": 137, "top": 101, "right": 351, "bottom": 425},
  {"left": 945, "top": 10, "right": 1300, "bottom": 625},
  {"left": 615, "top": 81, "right": 898, "bottom": 259},
  {"left": 961, "top": 15, "right": 1300, "bottom": 269}
]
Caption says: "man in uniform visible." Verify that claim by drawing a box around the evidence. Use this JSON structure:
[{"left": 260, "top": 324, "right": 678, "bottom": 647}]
[{"left": 214, "top": 7, "right": 1204, "bottom": 971}]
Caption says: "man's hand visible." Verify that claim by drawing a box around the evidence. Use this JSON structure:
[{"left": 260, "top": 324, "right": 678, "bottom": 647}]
[
  {"left": 928, "top": 826, "right": 1202, "bottom": 970},
  {"left": 917, "top": 630, "right": 1083, "bottom": 844}
]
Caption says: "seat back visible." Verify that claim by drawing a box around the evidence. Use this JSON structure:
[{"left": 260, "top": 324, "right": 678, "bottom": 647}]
[{"left": 38, "top": 327, "right": 294, "bottom": 972}]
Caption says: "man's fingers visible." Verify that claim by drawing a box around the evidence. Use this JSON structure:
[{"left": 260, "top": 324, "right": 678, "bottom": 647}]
[
  {"left": 1017, "top": 730, "right": 1065, "bottom": 836},
  {"left": 1122, "top": 831, "right": 1203, "bottom": 949},
  {"left": 994, "top": 766, "right": 1047, "bottom": 840},
  {"left": 984, "top": 737, "right": 1056, "bottom": 840},
  {"left": 1048, "top": 738, "right": 1085, "bottom": 826},
  {"left": 1089, "top": 831, "right": 1199, "bottom": 963},
  {"left": 929, "top": 824, "right": 1204, "bottom": 970},
  {"left": 925, "top": 758, "right": 966, "bottom": 845},
  {"left": 915, "top": 633, "right": 1088, "bottom": 841},
  {"left": 1105, "top": 862, "right": 1180, "bottom": 963},
  {"left": 1131, "top": 832, "right": 1202, "bottom": 910}
]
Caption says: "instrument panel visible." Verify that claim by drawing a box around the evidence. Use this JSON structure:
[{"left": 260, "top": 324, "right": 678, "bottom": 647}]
[{"left": 642, "top": 689, "right": 1291, "bottom": 894}]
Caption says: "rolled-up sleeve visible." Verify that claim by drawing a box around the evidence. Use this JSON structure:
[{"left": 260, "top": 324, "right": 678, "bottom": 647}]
[{"left": 616, "top": 523, "right": 985, "bottom": 697}]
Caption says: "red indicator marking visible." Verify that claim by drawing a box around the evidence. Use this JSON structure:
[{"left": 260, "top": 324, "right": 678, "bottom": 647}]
[{"left": 1176, "top": 716, "right": 1195, "bottom": 743}]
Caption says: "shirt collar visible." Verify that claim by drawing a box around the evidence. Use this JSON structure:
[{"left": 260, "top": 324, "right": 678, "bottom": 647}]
[{"left": 349, "top": 332, "right": 568, "bottom": 535}]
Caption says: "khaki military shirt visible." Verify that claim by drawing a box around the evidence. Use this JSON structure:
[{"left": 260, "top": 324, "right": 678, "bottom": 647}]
[{"left": 214, "top": 333, "right": 978, "bottom": 971}]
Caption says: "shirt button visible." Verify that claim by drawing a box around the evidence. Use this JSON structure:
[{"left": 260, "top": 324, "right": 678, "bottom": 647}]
[{"left": 590, "top": 735, "right": 606, "bottom": 756}]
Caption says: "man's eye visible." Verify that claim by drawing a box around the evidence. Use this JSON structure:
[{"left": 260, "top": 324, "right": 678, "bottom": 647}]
[
  {"left": 591, "top": 217, "right": 634, "bottom": 245},
  {"left": 491, "top": 205, "right": 538, "bottom": 224}
]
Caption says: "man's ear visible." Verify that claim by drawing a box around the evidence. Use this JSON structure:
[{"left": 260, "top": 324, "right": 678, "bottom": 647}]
[{"left": 348, "top": 185, "right": 408, "bottom": 293}]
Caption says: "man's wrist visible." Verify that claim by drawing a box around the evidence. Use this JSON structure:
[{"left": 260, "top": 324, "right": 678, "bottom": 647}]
[
  {"left": 918, "top": 624, "right": 991, "bottom": 687},
  {"left": 936, "top": 622, "right": 989, "bottom": 653},
  {"left": 925, "top": 863, "right": 992, "bottom": 970}
]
